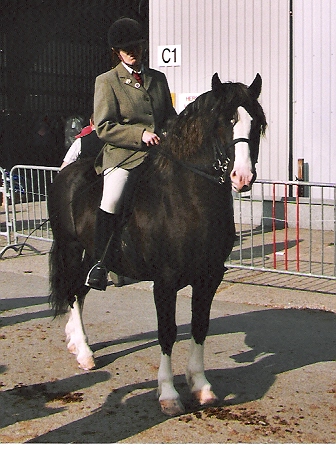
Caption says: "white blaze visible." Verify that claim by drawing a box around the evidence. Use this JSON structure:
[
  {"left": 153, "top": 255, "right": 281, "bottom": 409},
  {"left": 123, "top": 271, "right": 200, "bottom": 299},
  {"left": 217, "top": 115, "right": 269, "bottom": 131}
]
[{"left": 230, "top": 106, "right": 253, "bottom": 192}]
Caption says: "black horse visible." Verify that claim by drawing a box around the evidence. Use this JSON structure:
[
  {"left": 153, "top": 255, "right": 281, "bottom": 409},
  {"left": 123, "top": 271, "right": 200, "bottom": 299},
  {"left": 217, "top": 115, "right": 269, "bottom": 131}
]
[{"left": 48, "top": 73, "right": 267, "bottom": 416}]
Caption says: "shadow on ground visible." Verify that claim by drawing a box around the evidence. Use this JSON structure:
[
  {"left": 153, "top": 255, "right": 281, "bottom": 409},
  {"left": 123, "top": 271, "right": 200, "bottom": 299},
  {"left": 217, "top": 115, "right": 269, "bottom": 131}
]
[{"left": 2, "top": 307, "right": 330, "bottom": 443}]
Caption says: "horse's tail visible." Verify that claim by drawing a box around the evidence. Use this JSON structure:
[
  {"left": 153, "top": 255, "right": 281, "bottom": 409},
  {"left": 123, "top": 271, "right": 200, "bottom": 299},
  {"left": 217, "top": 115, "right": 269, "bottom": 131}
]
[
  {"left": 48, "top": 160, "right": 99, "bottom": 316},
  {"left": 49, "top": 232, "right": 86, "bottom": 316}
]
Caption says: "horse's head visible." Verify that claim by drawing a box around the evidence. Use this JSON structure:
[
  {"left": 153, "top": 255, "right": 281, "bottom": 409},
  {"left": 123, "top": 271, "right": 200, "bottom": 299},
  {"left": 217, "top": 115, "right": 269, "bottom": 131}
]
[{"left": 211, "top": 73, "right": 267, "bottom": 193}]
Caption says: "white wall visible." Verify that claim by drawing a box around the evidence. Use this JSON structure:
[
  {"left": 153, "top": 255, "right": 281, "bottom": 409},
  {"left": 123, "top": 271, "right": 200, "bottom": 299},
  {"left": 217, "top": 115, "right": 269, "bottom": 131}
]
[{"left": 293, "top": 0, "right": 336, "bottom": 186}]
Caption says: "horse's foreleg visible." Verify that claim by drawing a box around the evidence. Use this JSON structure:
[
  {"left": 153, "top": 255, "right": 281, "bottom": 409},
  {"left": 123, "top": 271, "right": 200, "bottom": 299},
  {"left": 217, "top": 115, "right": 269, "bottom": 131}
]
[
  {"left": 186, "top": 337, "right": 218, "bottom": 405},
  {"left": 65, "top": 297, "right": 95, "bottom": 370},
  {"left": 158, "top": 353, "right": 184, "bottom": 416},
  {"left": 186, "top": 279, "right": 221, "bottom": 406},
  {"left": 154, "top": 283, "right": 184, "bottom": 416}
]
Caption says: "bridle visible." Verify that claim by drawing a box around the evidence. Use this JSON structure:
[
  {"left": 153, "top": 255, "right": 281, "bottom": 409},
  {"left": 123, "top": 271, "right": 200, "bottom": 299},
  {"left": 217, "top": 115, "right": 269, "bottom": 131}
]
[
  {"left": 162, "top": 136, "right": 251, "bottom": 185},
  {"left": 212, "top": 137, "right": 250, "bottom": 184}
]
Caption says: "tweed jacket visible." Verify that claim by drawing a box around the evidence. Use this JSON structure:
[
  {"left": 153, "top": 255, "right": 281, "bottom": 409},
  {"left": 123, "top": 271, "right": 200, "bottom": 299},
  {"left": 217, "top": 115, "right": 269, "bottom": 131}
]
[{"left": 94, "top": 62, "right": 177, "bottom": 174}]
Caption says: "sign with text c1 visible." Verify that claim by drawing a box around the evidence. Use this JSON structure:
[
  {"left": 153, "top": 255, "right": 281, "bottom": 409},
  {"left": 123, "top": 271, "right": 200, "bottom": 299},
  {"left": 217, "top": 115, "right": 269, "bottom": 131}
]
[{"left": 158, "top": 45, "right": 181, "bottom": 67}]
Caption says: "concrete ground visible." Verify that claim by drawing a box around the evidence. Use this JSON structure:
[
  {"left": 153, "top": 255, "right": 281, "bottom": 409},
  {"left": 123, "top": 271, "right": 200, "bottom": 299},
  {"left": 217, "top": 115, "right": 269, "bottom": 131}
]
[{"left": 0, "top": 239, "right": 335, "bottom": 445}]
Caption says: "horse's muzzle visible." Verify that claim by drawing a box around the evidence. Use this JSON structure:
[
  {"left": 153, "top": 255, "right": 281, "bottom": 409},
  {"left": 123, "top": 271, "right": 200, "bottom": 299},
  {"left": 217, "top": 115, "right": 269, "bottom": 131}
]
[{"left": 231, "top": 170, "right": 257, "bottom": 193}]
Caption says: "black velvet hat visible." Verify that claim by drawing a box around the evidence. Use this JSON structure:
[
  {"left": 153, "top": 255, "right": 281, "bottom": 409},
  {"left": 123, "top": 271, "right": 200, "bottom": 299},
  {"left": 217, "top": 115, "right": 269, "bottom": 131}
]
[{"left": 108, "top": 18, "right": 146, "bottom": 49}]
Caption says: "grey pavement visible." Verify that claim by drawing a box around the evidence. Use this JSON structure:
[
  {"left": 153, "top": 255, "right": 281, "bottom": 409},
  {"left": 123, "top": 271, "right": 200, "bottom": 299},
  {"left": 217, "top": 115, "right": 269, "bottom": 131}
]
[{"left": 0, "top": 242, "right": 335, "bottom": 444}]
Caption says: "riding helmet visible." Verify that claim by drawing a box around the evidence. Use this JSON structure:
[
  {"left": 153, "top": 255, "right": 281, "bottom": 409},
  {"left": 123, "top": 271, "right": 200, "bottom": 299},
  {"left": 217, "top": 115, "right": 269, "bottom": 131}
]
[{"left": 108, "top": 18, "right": 146, "bottom": 49}]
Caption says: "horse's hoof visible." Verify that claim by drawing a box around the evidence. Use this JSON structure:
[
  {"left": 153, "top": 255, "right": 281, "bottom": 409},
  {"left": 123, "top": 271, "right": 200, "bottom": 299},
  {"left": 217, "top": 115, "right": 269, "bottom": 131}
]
[
  {"left": 78, "top": 356, "right": 96, "bottom": 371},
  {"left": 193, "top": 389, "right": 218, "bottom": 406},
  {"left": 160, "top": 398, "right": 185, "bottom": 416}
]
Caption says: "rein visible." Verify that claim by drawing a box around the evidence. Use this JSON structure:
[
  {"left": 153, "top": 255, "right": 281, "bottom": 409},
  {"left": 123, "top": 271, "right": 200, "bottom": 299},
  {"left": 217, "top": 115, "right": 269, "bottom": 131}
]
[{"left": 162, "top": 137, "right": 250, "bottom": 185}]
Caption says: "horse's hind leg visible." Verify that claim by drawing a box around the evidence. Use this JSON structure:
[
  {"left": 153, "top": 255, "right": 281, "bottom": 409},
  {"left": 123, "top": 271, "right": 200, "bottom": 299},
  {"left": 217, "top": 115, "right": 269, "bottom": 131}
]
[
  {"left": 154, "top": 283, "right": 185, "bottom": 416},
  {"left": 65, "top": 293, "right": 95, "bottom": 370},
  {"left": 64, "top": 252, "right": 96, "bottom": 370},
  {"left": 186, "top": 279, "right": 220, "bottom": 406}
]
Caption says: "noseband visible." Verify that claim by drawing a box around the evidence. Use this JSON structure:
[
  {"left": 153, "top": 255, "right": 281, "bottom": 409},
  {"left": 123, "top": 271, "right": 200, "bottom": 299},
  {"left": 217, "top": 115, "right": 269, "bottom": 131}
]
[{"left": 162, "top": 137, "right": 251, "bottom": 185}]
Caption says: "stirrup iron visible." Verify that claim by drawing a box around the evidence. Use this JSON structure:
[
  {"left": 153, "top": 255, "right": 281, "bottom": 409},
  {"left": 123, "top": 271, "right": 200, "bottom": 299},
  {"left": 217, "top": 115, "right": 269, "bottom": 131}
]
[{"left": 85, "top": 261, "right": 108, "bottom": 291}]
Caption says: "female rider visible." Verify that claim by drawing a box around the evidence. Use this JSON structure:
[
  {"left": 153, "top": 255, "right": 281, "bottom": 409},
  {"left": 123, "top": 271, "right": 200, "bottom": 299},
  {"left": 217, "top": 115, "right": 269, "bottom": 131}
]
[{"left": 86, "top": 17, "right": 177, "bottom": 290}]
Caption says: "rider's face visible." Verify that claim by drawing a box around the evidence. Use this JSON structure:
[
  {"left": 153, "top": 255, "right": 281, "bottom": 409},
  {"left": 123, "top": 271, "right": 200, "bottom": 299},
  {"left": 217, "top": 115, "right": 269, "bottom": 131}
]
[{"left": 117, "top": 44, "right": 143, "bottom": 69}]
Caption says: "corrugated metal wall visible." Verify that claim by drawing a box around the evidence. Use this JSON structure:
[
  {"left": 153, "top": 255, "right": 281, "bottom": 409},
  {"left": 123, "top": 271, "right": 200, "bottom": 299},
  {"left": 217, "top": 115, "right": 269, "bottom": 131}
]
[
  {"left": 149, "top": 0, "right": 290, "bottom": 183},
  {"left": 0, "top": 0, "right": 148, "bottom": 169},
  {"left": 25, "top": 40, "right": 108, "bottom": 113},
  {"left": 293, "top": 0, "right": 336, "bottom": 185}
]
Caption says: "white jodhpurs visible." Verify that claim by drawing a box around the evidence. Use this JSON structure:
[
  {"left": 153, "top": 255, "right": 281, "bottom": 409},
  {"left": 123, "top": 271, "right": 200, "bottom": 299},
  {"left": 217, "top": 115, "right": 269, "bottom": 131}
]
[{"left": 100, "top": 167, "right": 130, "bottom": 214}]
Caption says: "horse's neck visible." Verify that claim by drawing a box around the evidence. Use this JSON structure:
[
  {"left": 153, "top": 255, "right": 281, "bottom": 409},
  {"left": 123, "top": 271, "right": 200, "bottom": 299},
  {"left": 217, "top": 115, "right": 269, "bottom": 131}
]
[{"left": 148, "top": 164, "right": 230, "bottom": 214}]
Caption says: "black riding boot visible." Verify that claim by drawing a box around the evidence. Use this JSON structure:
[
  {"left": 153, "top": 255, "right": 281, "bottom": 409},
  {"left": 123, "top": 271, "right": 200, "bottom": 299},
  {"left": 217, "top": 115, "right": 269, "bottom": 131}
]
[{"left": 85, "top": 208, "right": 118, "bottom": 291}]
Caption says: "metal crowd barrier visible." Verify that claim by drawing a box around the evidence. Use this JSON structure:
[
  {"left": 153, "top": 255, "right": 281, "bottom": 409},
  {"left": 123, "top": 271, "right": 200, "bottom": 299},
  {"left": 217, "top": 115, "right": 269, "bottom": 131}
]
[
  {"left": 0, "top": 165, "right": 59, "bottom": 257},
  {"left": 2, "top": 165, "right": 336, "bottom": 283},
  {"left": 228, "top": 179, "right": 336, "bottom": 280},
  {"left": 0, "top": 167, "right": 11, "bottom": 253}
]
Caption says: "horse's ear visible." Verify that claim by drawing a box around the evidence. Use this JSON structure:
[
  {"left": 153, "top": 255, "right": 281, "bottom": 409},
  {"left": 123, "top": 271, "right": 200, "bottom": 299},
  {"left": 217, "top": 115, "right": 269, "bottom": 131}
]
[
  {"left": 248, "top": 73, "right": 262, "bottom": 99},
  {"left": 211, "top": 73, "right": 222, "bottom": 94}
]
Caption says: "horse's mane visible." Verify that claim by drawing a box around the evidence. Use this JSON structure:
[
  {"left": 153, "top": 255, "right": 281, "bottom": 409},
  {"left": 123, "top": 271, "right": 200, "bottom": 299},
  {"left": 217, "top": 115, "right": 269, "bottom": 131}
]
[
  {"left": 157, "top": 81, "right": 266, "bottom": 165},
  {"left": 164, "top": 90, "right": 220, "bottom": 160}
]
